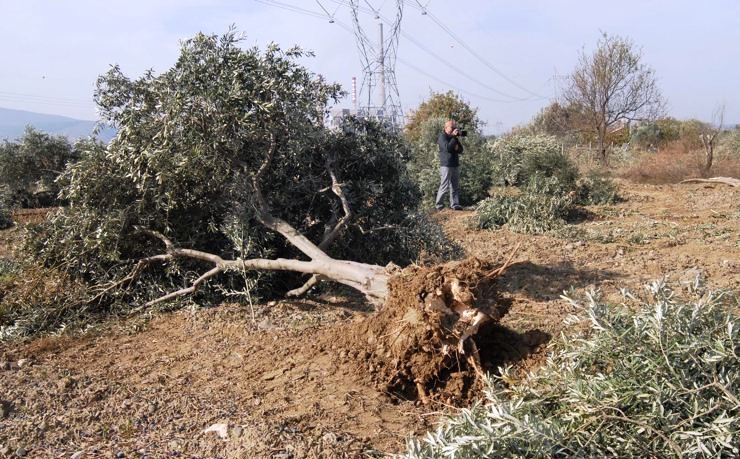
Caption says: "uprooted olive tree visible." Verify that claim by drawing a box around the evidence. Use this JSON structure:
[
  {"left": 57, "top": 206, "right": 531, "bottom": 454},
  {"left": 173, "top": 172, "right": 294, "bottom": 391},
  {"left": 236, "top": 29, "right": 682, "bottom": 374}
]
[{"left": 25, "top": 30, "right": 515, "bottom": 402}]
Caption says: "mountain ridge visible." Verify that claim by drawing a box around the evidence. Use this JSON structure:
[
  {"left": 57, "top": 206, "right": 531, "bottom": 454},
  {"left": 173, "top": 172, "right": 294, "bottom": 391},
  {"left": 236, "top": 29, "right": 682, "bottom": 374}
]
[{"left": 0, "top": 107, "right": 115, "bottom": 142}]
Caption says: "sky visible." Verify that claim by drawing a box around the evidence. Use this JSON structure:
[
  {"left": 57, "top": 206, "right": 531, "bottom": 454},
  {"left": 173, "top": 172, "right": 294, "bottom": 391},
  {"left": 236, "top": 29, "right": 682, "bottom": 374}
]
[{"left": 1, "top": 0, "right": 738, "bottom": 135}]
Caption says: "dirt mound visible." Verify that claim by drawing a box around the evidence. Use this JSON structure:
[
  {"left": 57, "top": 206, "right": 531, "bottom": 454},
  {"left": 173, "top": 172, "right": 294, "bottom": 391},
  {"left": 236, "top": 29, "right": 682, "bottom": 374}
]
[{"left": 325, "top": 258, "right": 541, "bottom": 406}]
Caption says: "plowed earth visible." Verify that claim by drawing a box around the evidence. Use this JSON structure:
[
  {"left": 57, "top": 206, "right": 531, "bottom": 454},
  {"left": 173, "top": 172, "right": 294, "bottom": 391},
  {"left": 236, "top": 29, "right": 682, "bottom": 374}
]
[{"left": 1, "top": 181, "right": 739, "bottom": 458}]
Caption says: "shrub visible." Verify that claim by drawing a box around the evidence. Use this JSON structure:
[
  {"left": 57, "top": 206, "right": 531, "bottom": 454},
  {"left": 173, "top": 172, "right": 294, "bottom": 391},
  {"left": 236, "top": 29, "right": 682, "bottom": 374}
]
[
  {"left": 575, "top": 171, "right": 621, "bottom": 205},
  {"left": 718, "top": 128, "right": 740, "bottom": 160},
  {"left": 488, "top": 134, "right": 575, "bottom": 189},
  {"left": 404, "top": 282, "right": 739, "bottom": 458},
  {"left": 475, "top": 175, "right": 575, "bottom": 234}
]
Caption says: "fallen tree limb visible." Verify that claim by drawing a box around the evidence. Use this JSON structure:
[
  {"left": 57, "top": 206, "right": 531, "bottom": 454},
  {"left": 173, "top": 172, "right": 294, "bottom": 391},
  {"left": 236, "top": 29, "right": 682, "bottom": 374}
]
[
  {"left": 136, "top": 228, "right": 389, "bottom": 307},
  {"left": 679, "top": 177, "right": 740, "bottom": 187}
]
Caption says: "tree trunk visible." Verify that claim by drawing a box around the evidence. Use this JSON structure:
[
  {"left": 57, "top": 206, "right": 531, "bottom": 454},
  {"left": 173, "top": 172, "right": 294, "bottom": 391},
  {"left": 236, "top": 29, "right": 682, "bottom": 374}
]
[
  {"left": 598, "top": 124, "right": 608, "bottom": 165},
  {"left": 701, "top": 135, "right": 715, "bottom": 177},
  {"left": 128, "top": 228, "right": 523, "bottom": 405},
  {"left": 133, "top": 228, "right": 391, "bottom": 307}
]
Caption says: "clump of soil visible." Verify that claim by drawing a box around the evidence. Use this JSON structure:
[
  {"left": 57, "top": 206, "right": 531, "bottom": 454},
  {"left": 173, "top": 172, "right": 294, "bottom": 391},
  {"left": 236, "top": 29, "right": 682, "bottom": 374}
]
[{"left": 338, "top": 258, "right": 514, "bottom": 405}]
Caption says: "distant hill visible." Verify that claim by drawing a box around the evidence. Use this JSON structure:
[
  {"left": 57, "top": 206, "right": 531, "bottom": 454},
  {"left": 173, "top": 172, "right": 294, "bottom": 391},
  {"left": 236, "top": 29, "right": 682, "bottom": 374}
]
[{"left": 0, "top": 107, "right": 115, "bottom": 142}]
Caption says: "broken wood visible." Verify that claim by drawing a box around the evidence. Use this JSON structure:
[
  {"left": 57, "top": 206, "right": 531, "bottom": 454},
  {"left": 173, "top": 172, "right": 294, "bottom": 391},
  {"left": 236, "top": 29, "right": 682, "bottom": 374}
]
[{"left": 679, "top": 177, "right": 740, "bottom": 187}]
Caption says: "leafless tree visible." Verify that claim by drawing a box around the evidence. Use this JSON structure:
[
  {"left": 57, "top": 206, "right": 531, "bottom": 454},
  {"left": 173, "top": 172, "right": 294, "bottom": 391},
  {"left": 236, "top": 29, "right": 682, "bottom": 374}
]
[
  {"left": 563, "top": 33, "right": 664, "bottom": 164},
  {"left": 698, "top": 105, "right": 725, "bottom": 176}
]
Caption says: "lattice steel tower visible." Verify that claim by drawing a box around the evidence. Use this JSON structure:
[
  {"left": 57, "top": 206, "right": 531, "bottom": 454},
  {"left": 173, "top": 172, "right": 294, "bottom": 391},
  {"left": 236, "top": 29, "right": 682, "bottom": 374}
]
[{"left": 348, "top": 0, "right": 404, "bottom": 128}]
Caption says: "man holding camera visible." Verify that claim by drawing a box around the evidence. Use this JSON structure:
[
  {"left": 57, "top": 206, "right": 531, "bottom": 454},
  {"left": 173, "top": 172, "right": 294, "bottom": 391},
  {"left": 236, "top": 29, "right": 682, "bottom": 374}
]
[{"left": 435, "top": 119, "right": 465, "bottom": 211}]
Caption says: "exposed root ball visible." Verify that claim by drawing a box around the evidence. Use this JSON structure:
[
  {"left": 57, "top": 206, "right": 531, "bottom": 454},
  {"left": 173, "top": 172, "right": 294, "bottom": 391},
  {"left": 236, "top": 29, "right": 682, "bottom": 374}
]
[{"left": 351, "top": 258, "right": 509, "bottom": 405}]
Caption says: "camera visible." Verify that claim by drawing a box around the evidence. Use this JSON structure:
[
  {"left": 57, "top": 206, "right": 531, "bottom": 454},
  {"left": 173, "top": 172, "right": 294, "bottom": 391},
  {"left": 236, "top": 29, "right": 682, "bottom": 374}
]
[{"left": 455, "top": 129, "right": 468, "bottom": 137}]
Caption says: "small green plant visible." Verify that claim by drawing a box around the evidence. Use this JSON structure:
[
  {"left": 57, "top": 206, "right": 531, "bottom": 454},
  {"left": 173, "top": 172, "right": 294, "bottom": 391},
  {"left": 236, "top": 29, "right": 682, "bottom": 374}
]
[
  {"left": 628, "top": 232, "right": 648, "bottom": 244},
  {"left": 404, "top": 282, "right": 739, "bottom": 458},
  {"left": 575, "top": 172, "right": 620, "bottom": 205}
]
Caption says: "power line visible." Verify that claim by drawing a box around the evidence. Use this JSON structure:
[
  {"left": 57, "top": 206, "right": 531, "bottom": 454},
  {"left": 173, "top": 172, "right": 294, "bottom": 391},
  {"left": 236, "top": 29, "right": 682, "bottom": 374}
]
[
  {"left": 0, "top": 91, "right": 94, "bottom": 109},
  {"left": 254, "top": 0, "right": 546, "bottom": 107},
  {"left": 254, "top": 0, "right": 328, "bottom": 21},
  {"left": 330, "top": 0, "right": 533, "bottom": 101},
  {"left": 402, "top": 0, "right": 547, "bottom": 100},
  {"left": 397, "top": 28, "right": 526, "bottom": 101},
  {"left": 395, "top": 57, "right": 525, "bottom": 103}
]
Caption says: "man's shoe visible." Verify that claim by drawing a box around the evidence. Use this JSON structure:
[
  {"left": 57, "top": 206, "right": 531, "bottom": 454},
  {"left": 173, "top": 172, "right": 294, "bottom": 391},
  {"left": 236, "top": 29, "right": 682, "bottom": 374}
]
[{"left": 452, "top": 205, "right": 464, "bottom": 211}]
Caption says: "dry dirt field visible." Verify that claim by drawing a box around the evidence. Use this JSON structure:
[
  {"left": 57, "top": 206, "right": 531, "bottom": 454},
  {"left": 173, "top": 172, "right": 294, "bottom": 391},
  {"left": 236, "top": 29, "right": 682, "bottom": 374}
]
[{"left": 1, "top": 181, "right": 738, "bottom": 458}]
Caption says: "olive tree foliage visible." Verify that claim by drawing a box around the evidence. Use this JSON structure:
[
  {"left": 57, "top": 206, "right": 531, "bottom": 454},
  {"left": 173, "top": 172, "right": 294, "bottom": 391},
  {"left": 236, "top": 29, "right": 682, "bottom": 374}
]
[
  {"left": 404, "top": 91, "right": 481, "bottom": 145},
  {"left": 405, "top": 282, "right": 739, "bottom": 458},
  {"left": 0, "top": 127, "right": 81, "bottom": 209},
  {"left": 488, "top": 134, "right": 578, "bottom": 189},
  {"left": 477, "top": 134, "right": 619, "bottom": 234},
  {"left": 563, "top": 33, "right": 664, "bottom": 163},
  {"left": 29, "top": 30, "right": 454, "bottom": 310}
]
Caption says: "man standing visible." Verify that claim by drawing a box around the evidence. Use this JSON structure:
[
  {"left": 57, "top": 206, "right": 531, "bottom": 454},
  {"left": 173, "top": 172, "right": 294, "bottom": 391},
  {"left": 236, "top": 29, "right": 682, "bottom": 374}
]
[{"left": 435, "top": 119, "right": 464, "bottom": 210}]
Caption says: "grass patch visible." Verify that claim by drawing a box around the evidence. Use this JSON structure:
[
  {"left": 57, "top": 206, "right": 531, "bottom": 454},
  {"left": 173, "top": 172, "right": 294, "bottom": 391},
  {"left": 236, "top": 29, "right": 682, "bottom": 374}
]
[{"left": 620, "top": 143, "right": 740, "bottom": 184}]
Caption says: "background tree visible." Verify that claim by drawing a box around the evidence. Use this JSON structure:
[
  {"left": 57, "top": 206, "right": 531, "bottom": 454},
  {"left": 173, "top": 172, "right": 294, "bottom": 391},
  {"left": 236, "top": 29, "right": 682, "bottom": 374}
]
[
  {"left": 519, "top": 101, "right": 585, "bottom": 144},
  {"left": 403, "top": 91, "right": 481, "bottom": 144},
  {"left": 563, "top": 33, "right": 664, "bottom": 163},
  {"left": 630, "top": 117, "right": 681, "bottom": 151},
  {"left": 0, "top": 127, "right": 81, "bottom": 209},
  {"left": 697, "top": 105, "right": 725, "bottom": 176}
]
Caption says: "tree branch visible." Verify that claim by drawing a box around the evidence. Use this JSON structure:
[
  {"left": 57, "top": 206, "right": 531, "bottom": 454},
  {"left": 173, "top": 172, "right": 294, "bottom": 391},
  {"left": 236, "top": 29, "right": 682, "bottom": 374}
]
[
  {"left": 90, "top": 253, "right": 171, "bottom": 303},
  {"left": 283, "top": 162, "right": 356, "bottom": 298},
  {"left": 318, "top": 166, "right": 353, "bottom": 250},
  {"left": 133, "top": 228, "right": 389, "bottom": 307},
  {"left": 144, "top": 266, "right": 223, "bottom": 307},
  {"left": 286, "top": 273, "right": 325, "bottom": 297},
  {"left": 249, "top": 133, "right": 330, "bottom": 261}
]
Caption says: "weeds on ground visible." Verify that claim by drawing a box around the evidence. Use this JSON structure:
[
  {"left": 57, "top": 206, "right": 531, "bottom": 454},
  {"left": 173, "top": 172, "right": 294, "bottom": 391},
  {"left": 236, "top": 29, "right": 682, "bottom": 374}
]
[
  {"left": 404, "top": 281, "right": 739, "bottom": 458},
  {"left": 0, "top": 263, "right": 93, "bottom": 340},
  {"left": 620, "top": 143, "right": 740, "bottom": 184}
]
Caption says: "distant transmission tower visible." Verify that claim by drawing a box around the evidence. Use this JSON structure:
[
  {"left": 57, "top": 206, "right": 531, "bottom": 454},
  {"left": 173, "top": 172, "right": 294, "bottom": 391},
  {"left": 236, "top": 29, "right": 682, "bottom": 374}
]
[{"left": 349, "top": 0, "right": 404, "bottom": 129}]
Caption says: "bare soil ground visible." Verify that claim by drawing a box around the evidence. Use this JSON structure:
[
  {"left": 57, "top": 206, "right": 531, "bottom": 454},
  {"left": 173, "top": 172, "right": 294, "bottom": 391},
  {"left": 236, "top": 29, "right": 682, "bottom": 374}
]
[{"left": 1, "top": 181, "right": 738, "bottom": 458}]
